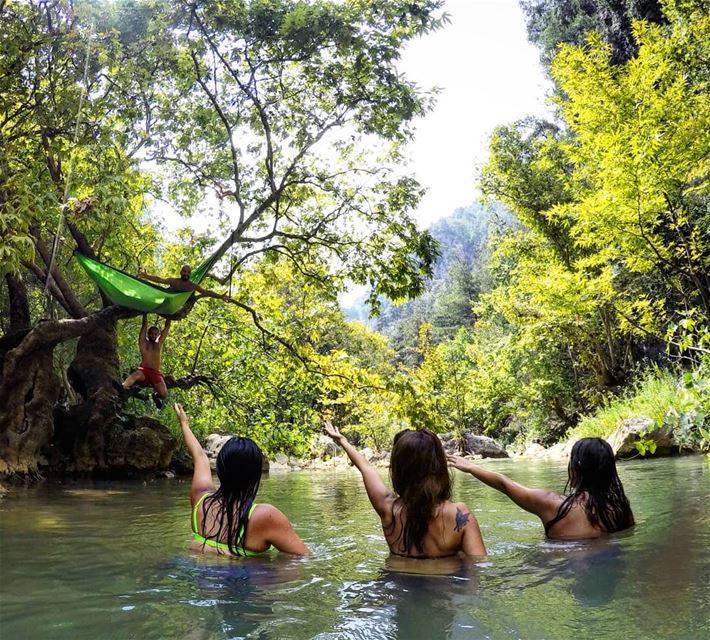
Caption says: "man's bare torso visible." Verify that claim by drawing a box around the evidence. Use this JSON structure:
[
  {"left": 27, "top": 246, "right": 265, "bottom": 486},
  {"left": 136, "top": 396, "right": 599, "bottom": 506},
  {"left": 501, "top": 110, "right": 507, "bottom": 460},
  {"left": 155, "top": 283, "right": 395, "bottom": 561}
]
[
  {"left": 164, "top": 278, "right": 198, "bottom": 293},
  {"left": 140, "top": 340, "right": 163, "bottom": 370}
]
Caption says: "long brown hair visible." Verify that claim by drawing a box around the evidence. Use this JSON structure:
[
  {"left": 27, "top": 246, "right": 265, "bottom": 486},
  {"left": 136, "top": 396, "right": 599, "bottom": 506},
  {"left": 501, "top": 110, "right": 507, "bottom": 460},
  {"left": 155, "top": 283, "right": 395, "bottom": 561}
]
[{"left": 388, "top": 429, "right": 452, "bottom": 555}]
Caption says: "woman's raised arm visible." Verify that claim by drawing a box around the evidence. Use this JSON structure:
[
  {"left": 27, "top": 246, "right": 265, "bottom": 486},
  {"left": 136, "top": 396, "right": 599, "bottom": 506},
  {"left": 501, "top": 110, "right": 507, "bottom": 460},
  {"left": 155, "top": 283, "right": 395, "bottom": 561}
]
[
  {"left": 448, "top": 455, "right": 560, "bottom": 523},
  {"left": 324, "top": 420, "right": 393, "bottom": 518},
  {"left": 174, "top": 403, "right": 214, "bottom": 506}
]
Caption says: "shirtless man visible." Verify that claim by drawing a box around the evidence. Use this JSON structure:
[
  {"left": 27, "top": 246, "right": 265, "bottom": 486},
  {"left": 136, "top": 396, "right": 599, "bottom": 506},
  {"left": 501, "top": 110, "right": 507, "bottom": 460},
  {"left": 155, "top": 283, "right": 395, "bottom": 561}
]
[
  {"left": 138, "top": 264, "right": 229, "bottom": 300},
  {"left": 122, "top": 315, "right": 171, "bottom": 409}
]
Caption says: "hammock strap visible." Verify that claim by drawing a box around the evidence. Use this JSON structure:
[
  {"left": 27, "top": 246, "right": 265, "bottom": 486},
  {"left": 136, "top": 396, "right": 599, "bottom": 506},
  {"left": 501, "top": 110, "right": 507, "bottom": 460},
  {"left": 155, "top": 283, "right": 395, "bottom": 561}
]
[{"left": 44, "top": 23, "right": 94, "bottom": 307}]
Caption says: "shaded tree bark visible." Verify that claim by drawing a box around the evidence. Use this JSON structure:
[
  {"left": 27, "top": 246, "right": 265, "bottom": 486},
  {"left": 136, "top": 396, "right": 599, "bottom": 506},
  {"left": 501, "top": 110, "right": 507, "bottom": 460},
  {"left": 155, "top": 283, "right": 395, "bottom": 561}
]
[
  {"left": 0, "top": 306, "right": 176, "bottom": 479},
  {"left": 5, "top": 274, "right": 30, "bottom": 333},
  {"left": 64, "top": 316, "right": 122, "bottom": 471},
  {"left": 0, "top": 313, "right": 103, "bottom": 478}
]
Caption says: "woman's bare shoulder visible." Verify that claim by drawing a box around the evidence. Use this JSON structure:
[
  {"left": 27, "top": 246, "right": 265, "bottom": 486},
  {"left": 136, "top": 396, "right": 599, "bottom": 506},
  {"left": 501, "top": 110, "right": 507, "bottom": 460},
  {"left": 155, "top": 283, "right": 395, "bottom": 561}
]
[
  {"left": 249, "top": 503, "right": 292, "bottom": 527},
  {"left": 443, "top": 501, "right": 479, "bottom": 527}
]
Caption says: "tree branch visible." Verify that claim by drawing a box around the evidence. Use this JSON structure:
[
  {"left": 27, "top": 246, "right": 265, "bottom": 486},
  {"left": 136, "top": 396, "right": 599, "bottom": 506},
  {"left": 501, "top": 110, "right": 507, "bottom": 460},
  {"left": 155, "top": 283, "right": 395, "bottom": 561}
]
[{"left": 30, "top": 228, "right": 87, "bottom": 318}]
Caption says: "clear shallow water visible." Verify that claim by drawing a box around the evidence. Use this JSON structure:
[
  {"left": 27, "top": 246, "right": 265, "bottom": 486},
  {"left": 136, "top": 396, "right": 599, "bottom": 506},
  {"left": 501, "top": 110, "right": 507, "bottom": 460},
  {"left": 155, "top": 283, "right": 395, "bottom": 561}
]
[{"left": 1, "top": 456, "right": 708, "bottom": 640}]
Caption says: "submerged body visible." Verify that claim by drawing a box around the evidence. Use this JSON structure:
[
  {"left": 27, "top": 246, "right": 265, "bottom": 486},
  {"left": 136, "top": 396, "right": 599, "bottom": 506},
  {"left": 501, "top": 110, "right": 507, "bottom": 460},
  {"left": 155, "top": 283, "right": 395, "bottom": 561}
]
[
  {"left": 191, "top": 495, "right": 263, "bottom": 556},
  {"left": 449, "top": 438, "right": 635, "bottom": 540},
  {"left": 324, "top": 421, "right": 486, "bottom": 558},
  {"left": 175, "top": 403, "right": 310, "bottom": 557}
]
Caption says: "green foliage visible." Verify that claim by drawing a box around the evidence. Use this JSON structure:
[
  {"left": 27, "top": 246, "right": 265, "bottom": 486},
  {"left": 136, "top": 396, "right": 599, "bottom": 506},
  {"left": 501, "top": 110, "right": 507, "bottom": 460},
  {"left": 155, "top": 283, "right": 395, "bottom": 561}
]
[
  {"left": 394, "top": 325, "right": 478, "bottom": 436},
  {"left": 634, "top": 434, "right": 657, "bottom": 456},
  {"left": 568, "top": 363, "right": 710, "bottom": 454},
  {"left": 520, "top": 0, "right": 666, "bottom": 68},
  {"left": 4, "top": 0, "right": 709, "bottom": 463},
  {"left": 480, "top": 120, "right": 576, "bottom": 266},
  {"left": 569, "top": 368, "right": 680, "bottom": 438},
  {"left": 118, "top": 256, "right": 403, "bottom": 456},
  {"left": 1, "top": 0, "right": 449, "bottom": 310},
  {"left": 392, "top": 4, "right": 710, "bottom": 452},
  {"left": 669, "top": 368, "right": 710, "bottom": 453},
  {"left": 472, "top": 6, "right": 710, "bottom": 445},
  {"left": 124, "top": 0, "right": 446, "bottom": 304},
  {"left": 1, "top": 0, "right": 454, "bottom": 460},
  {"left": 0, "top": 0, "right": 159, "bottom": 303}
]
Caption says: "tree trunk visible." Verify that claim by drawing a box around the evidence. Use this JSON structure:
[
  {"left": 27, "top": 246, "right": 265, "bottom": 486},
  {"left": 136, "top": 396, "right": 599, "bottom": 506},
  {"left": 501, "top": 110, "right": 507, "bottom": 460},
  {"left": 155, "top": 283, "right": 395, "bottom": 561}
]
[
  {"left": 0, "top": 339, "right": 59, "bottom": 479},
  {"left": 61, "top": 317, "right": 122, "bottom": 471},
  {"left": 56, "top": 317, "right": 177, "bottom": 475},
  {"left": 0, "top": 307, "right": 177, "bottom": 480},
  {"left": 5, "top": 274, "right": 31, "bottom": 333},
  {"left": 0, "top": 274, "right": 32, "bottom": 373}
]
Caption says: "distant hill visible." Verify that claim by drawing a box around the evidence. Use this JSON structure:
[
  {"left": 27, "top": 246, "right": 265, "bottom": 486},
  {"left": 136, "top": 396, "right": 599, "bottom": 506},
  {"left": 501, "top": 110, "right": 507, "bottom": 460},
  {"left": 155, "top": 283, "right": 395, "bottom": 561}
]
[{"left": 342, "top": 202, "right": 514, "bottom": 361}]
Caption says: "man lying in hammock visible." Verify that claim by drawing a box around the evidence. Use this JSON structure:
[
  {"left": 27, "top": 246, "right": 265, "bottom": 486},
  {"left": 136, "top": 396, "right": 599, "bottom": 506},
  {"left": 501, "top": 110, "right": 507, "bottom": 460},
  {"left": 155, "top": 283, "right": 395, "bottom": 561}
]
[
  {"left": 122, "top": 315, "right": 171, "bottom": 409},
  {"left": 138, "top": 264, "right": 230, "bottom": 300}
]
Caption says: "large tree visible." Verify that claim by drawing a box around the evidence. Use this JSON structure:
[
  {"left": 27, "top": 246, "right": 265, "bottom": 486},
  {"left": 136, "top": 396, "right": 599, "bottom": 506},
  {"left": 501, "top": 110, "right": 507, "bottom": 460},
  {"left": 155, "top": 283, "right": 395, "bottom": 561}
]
[
  {"left": 0, "top": 0, "right": 444, "bottom": 479},
  {"left": 520, "top": 0, "right": 666, "bottom": 67},
  {"left": 476, "top": 2, "right": 709, "bottom": 436}
]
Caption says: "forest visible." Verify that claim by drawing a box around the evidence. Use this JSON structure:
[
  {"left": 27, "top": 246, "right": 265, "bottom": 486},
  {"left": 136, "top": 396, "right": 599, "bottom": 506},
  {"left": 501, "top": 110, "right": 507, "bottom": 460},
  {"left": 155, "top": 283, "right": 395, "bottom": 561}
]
[{"left": 1, "top": 0, "right": 708, "bottom": 481}]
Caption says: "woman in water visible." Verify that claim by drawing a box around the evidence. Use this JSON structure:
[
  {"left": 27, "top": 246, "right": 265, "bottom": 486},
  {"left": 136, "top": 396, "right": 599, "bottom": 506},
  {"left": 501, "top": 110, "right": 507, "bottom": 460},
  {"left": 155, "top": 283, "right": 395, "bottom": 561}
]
[
  {"left": 449, "top": 437, "right": 634, "bottom": 539},
  {"left": 174, "top": 403, "right": 310, "bottom": 556},
  {"left": 324, "top": 420, "right": 486, "bottom": 557}
]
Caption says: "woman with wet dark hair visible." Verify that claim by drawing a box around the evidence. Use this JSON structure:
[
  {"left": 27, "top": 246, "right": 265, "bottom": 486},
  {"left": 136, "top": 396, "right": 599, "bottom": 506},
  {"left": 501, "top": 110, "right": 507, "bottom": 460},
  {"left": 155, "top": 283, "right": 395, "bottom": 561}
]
[
  {"left": 174, "top": 403, "right": 310, "bottom": 556},
  {"left": 449, "top": 437, "right": 634, "bottom": 539},
  {"left": 324, "top": 421, "right": 486, "bottom": 557}
]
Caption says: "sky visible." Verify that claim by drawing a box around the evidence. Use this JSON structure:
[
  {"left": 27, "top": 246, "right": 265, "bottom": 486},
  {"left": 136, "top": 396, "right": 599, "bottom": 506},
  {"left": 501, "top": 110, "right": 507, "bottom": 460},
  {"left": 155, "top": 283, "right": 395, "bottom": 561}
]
[
  {"left": 155, "top": 0, "right": 551, "bottom": 233},
  {"left": 397, "top": 0, "right": 552, "bottom": 228},
  {"left": 153, "top": 0, "right": 552, "bottom": 304}
]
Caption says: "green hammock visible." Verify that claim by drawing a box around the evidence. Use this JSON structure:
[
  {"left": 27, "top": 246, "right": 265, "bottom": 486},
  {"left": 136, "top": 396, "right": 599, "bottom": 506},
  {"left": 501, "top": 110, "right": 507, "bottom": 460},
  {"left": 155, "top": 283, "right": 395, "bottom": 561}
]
[{"left": 74, "top": 230, "right": 238, "bottom": 314}]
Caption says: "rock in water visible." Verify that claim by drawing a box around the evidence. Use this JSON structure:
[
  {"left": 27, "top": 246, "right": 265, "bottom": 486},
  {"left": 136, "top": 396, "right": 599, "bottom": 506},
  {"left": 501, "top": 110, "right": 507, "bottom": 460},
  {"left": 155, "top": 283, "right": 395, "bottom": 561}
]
[
  {"left": 606, "top": 417, "right": 676, "bottom": 458},
  {"left": 203, "top": 433, "right": 270, "bottom": 473},
  {"left": 463, "top": 434, "right": 509, "bottom": 458},
  {"left": 438, "top": 432, "right": 509, "bottom": 458},
  {"left": 106, "top": 417, "right": 176, "bottom": 471}
]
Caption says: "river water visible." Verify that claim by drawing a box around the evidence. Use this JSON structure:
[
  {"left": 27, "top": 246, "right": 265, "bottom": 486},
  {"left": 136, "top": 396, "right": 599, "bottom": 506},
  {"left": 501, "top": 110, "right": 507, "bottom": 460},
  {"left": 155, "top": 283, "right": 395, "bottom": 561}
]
[{"left": 1, "top": 456, "right": 708, "bottom": 639}]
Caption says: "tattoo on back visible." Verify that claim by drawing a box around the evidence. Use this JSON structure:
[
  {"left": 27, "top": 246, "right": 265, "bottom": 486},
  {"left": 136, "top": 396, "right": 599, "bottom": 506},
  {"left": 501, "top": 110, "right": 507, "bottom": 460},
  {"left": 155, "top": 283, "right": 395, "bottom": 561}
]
[{"left": 454, "top": 508, "right": 470, "bottom": 532}]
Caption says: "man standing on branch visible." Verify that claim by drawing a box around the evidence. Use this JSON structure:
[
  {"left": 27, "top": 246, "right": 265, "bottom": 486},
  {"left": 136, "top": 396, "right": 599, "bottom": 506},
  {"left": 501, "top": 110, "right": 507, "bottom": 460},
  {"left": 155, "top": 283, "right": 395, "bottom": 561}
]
[
  {"left": 122, "top": 315, "right": 172, "bottom": 409},
  {"left": 139, "top": 264, "right": 230, "bottom": 301}
]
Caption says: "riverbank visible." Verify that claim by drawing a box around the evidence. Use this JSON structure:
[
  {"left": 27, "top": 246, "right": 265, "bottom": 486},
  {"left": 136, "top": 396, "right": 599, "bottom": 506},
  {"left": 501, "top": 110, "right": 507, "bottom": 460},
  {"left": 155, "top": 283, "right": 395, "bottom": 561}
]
[
  {"left": 203, "top": 416, "right": 705, "bottom": 477},
  {"left": 208, "top": 372, "right": 708, "bottom": 476}
]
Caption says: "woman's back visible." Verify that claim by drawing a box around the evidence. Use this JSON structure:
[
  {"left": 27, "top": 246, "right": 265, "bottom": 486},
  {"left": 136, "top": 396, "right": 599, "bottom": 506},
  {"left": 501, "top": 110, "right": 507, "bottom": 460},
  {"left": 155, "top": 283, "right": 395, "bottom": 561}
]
[
  {"left": 192, "top": 493, "right": 306, "bottom": 555},
  {"left": 174, "top": 403, "right": 310, "bottom": 557},
  {"left": 542, "top": 494, "right": 608, "bottom": 540},
  {"left": 384, "top": 499, "right": 484, "bottom": 558},
  {"left": 450, "top": 438, "right": 634, "bottom": 541},
  {"left": 324, "top": 422, "right": 486, "bottom": 558}
]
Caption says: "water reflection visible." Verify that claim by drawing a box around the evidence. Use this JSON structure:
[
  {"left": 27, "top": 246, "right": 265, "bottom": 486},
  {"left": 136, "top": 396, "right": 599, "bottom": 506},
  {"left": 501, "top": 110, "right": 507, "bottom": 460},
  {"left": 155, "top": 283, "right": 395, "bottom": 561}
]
[
  {"left": 0, "top": 456, "right": 708, "bottom": 640},
  {"left": 329, "top": 555, "right": 484, "bottom": 639},
  {"left": 129, "top": 554, "right": 310, "bottom": 640},
  {"left": 519, "top": 539, "right": 628, "bottom": 607}
]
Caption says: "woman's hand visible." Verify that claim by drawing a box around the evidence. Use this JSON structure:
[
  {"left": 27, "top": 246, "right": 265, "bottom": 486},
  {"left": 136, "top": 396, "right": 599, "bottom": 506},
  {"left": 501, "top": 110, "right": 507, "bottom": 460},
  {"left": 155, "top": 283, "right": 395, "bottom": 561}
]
[
  {"left": 173, "top": 402, "right": 189, "bottom": 428},
  {"left": 323, "top": 419, "right": 344, "bottom": 445},
  {"left": 447, "top": 454, "right": 476, "bottom": 473}
]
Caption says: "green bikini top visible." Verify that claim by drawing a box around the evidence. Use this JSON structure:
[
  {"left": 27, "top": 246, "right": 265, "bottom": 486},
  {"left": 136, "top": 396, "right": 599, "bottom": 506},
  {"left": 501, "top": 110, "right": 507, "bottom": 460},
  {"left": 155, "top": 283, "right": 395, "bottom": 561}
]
[{"left": 192, "top": 493, "right": 266, "bottom": 556}]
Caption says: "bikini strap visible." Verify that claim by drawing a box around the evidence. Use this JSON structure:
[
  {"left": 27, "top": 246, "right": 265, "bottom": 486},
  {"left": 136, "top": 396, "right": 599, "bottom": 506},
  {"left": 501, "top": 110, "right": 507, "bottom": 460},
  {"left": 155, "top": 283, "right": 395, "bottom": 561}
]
[{"left": 192, "top": 492, "right": 211, "bottom": 534}]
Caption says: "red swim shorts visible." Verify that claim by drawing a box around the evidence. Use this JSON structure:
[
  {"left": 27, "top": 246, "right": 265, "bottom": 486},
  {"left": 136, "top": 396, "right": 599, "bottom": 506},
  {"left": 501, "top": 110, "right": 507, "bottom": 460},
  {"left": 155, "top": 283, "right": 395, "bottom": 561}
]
[{"left": 138, "top": 365, "right": 165, "bottom": 386}]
